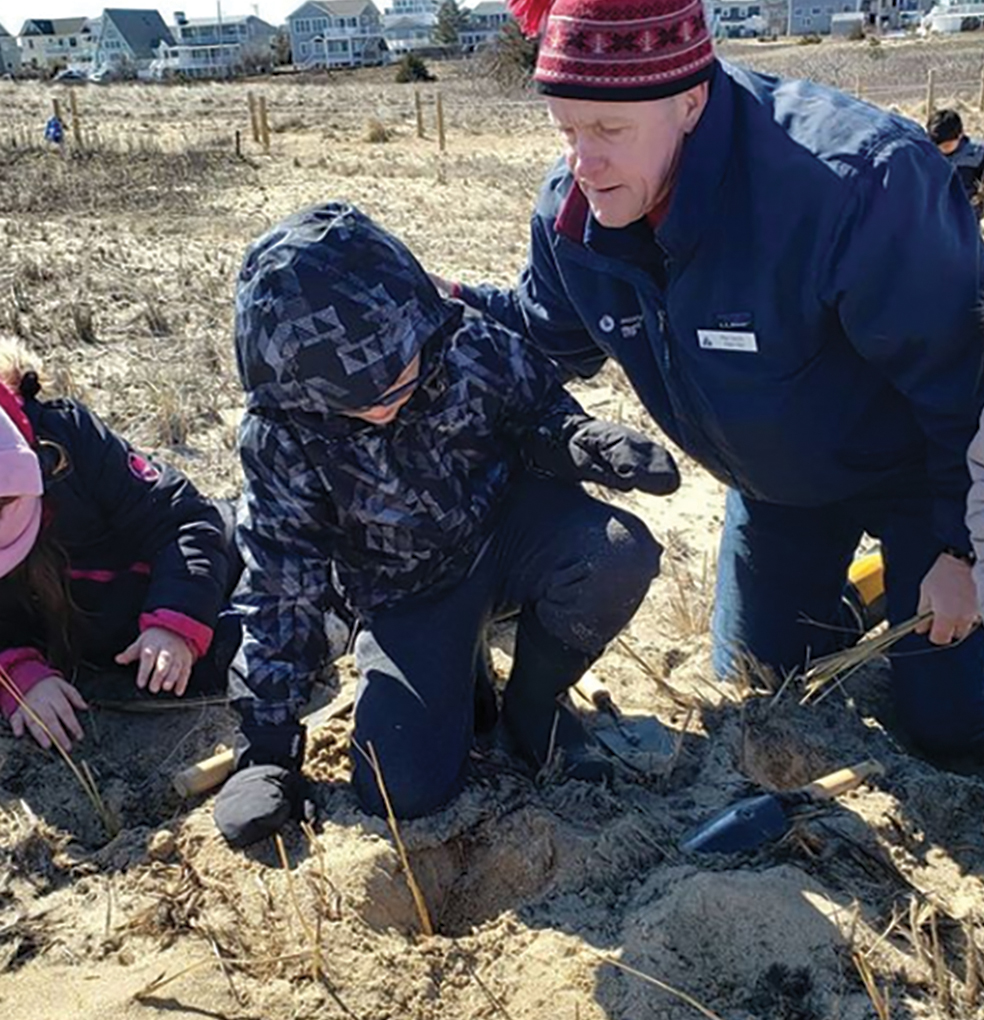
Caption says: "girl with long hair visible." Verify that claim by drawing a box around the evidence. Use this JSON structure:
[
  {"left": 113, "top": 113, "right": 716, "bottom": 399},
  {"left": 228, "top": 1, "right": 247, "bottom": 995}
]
[{"left": 0, "top": 337, "right": 237, "bottom": 752}]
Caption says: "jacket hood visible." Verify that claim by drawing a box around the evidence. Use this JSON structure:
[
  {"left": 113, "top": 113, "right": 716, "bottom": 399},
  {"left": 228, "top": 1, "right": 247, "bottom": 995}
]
[{"left": 235, "top": 202, "right": 460, "bottom": 414}]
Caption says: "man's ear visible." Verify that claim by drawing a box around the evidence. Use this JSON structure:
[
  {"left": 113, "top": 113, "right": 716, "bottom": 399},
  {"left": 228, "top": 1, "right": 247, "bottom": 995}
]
[{"left": 680, "top": 81, "right": 710, "bottom": 135}]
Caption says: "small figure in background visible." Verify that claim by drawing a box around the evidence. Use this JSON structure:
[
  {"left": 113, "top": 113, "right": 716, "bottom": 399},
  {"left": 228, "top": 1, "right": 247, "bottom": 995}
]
[
  {"left": 927, "top": 108, "right": 984, "bottom": 215},
  {"left": 43, "top": 114, "right": 64, "bottom": 148}
]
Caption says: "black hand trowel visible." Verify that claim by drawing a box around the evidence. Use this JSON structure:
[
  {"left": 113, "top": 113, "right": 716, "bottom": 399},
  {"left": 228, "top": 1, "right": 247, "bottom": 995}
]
[
  {"left": 680, "top": 759, "right": 884, "bottom": 854},
  {"left": 571, "top": 671, "right": 675, "bottom": 769}
]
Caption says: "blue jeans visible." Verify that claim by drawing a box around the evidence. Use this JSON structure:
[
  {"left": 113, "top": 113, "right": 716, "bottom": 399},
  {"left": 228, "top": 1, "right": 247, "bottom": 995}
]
[
  {"left": 351, "top": 474, "right": 661, "bottom": 818},
  {"left": 712, "top": 486, "right": 984, "bottom": 755}
]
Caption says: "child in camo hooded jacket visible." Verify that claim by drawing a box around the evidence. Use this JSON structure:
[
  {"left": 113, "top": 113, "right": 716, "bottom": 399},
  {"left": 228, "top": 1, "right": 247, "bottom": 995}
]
[{"left": 216, "top": 201, "right": 678, "bottom": 847}]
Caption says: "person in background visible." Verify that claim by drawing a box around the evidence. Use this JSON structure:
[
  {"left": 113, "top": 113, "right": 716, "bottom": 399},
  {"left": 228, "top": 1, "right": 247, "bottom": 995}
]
[
  {"left": 439, "top": 0, "right": 984, "bottom": 758},
  {"left": 927, "top": 108, "right": 984, "bottom": 216},
  {"left": 0, "top": 337, "right": 238, "bottom": 753},
  {"left": 215, "top": 201, "right": 677, "bottom": 848}
]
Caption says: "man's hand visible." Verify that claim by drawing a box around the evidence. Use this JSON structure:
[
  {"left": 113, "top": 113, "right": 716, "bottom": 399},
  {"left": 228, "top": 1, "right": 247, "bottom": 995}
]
[
  {"left": 916, "top": 552, "right": 981, "bottom": 645},
  {"left": 9, "top": 676, "right": 88, "bottom": 752},
  {"left": 116, "top": 627, "right": 195, "bottom": 696}
]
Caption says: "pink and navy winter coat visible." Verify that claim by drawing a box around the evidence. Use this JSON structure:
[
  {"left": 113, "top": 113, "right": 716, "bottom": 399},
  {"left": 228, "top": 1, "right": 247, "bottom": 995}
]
[{"left": 0, "top": 391, "right": 231, "bottom": 717}]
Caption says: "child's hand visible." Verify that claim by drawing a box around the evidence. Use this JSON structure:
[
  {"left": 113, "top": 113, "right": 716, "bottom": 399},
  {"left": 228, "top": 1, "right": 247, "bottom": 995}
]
[
  {"left": 116, "top": 627, "right": 195, "bottom": 696},
  {"left": 9, "top": 676, "right": 88, "bottom": 753}
]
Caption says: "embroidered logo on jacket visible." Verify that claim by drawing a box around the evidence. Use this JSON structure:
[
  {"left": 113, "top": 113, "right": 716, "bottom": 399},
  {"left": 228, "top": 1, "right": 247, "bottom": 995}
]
[{"left": 128, "top": 451, "right": 162, "bottom": 483}]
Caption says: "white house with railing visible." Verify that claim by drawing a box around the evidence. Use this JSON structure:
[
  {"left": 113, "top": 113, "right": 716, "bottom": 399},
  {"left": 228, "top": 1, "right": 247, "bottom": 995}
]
[
  {"left": 287, "top": 0, "right": 386, "bottom": 68},
  {"left": 152, "top": 10, "right": 277, "bottom": 79},
  {"left": 381, "top": 0, "right": 437, "bottom": 51},
  {"left": 459, "top": 0, "right": 511, "bottom": 50},
  {"left": 17, "top": 17, "right": 97, "bottom": 71}
]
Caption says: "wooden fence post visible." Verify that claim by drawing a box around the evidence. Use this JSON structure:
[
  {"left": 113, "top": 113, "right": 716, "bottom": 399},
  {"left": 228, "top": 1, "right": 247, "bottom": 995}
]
[
  {"left": 69, "top": 90, "right": 82, "bottom": 150},
  {"left": 414, "top": 88, "right": 424, "bottom": 139},
  {"left": 436, "top": 90, "right": 446, "bottom": 152},
  {"left": 926, "top": 68, "right": 935, "bottom": 119},
  {"left": 52, "top": 97, "right": 62, "bottom": 122},
  {"left": 978, "top": 66, "right": 984, "bottom": 112},
  {"left": 248, "top": 92, "right": 260, "bottom": 143},
  {"left": 258, "top": 94, "right": 270, "bottom": 154}
]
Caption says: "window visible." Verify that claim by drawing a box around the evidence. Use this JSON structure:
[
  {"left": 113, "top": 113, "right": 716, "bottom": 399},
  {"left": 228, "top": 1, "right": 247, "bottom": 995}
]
[{"left": 811, "top": 6, "right": 820, "bottom": 12}]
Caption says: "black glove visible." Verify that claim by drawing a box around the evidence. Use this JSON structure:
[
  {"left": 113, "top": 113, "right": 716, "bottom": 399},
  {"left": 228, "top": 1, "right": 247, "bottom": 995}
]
[
  {"left": 529, "top": 418, "right": 680, "bottom": 495},
  {"left": 214, "top": 720, "right": 311, "bottom": 848},
  {"left": 214, "top": 765, "right": 314, "bottom": 848}
]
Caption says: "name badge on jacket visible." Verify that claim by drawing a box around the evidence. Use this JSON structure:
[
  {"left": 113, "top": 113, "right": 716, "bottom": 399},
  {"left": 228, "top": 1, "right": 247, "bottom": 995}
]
[{"left": 696, "top": 329, "right": 759, "bottom": 353}]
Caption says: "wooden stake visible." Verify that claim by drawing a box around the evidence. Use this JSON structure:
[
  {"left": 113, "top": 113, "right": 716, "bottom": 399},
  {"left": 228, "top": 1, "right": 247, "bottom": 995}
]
[
  {"left": 436, "top": 90, "right": 446, "bottom": 152},
  {"left": 978, "top": 66, "right": 984, "bottom": 112},
  {"left": 258, "top": 94, "right": 270, "bottom": 154},
  {"left": 855, "top": 74, "right": 863, "bottom": 100},
  {"left": 926, "top": 68, "right": 935, "bottom": 119},
  {"left": 248, "top": 91, "right": 260, "bottom": 143},
  {"left": 414, "top": 88, "right": 424, "bottom": 139},
  {"left": 52, "top": 97, "right": 62, "bottom": 122},
  {"left": 69, "top": 89, "right": 82, "bottom": 150}
]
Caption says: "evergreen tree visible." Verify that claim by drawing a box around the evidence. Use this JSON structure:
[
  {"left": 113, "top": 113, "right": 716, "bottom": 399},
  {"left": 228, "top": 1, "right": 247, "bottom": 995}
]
[{"left": 434, "top": 0, "right": 469, "bottom": 46}]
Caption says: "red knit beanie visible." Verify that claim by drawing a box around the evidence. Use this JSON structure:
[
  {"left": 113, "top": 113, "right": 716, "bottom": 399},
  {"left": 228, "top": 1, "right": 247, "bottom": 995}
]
[{"left": 510, "top": 0, "right": 716, "bottom": 102}]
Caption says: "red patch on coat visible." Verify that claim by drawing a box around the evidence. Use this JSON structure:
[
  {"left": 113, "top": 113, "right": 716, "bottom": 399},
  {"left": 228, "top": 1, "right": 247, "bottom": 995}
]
[{"left": 128, "top": 451, "right": 161, "bottom": 483}]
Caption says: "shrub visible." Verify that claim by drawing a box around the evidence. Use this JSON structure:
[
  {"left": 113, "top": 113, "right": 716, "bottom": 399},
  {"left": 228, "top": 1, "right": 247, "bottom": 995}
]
[
  {"left": 364, "top": 118, "right": 392, "bottom": 143},
  {"left": 395, "top": 53, "right": 435, "bottom": 83},
  {"left": 483, "top": 20, "right": 538, "bottom": 91},
  {"left": 797, "top": 32, "right": 822, "bottom": 44}
]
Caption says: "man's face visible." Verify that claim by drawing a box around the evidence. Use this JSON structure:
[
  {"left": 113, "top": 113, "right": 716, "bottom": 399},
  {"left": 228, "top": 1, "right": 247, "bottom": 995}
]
[
  {"left": 546, "top": 85, "right": 708, "bottom": 228},
  {"left": 937, "top": 138, "right": 960, "bottom": 156}
]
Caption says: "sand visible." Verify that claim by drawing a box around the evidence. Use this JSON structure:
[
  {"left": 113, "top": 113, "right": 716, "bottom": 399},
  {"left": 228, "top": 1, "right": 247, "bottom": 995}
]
[{"left": 3, "top": 44, "right": 984, "bottom": 1020}]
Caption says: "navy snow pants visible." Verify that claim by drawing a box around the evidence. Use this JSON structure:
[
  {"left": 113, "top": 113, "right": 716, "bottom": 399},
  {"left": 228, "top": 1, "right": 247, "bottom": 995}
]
[{"left": 351, "top": 475, "right": 661, "bottom": 818}]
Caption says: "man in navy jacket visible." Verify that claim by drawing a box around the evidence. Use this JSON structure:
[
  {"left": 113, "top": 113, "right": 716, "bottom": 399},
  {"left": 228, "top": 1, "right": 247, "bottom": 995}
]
[{"left": 448, "top": 0, "right": 984, "bottom": 755}]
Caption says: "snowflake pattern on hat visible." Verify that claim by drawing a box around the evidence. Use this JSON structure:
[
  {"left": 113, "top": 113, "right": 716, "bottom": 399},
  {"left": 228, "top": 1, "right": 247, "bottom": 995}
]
[{"left": 512, "top": 0, "right": 715, "bottom": 101}]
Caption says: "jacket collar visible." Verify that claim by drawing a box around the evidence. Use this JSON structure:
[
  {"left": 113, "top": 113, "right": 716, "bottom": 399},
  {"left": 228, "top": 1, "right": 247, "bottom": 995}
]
[
  {"left": 655, "top": 59, "right": 734, "bottom": 264},
  {"left": 553, "top": 60, "right": 735, "bottom": 266}
]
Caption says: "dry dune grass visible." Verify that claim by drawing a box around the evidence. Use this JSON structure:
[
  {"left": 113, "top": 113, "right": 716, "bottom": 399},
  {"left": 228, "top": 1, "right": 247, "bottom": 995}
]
[{"left": 4, "top": 42, "right": 984, "bottom": 1020}]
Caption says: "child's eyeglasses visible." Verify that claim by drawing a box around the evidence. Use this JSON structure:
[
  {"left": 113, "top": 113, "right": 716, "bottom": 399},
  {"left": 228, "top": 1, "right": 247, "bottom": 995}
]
[{"left": 340, "top": 373, "right": 422, "bottom": 417}]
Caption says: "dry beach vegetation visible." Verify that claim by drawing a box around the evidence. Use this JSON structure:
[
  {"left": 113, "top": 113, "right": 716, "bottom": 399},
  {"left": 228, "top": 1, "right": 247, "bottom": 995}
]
[{"left": 3, "top": 35, "right": 984, "bottom": 1020}]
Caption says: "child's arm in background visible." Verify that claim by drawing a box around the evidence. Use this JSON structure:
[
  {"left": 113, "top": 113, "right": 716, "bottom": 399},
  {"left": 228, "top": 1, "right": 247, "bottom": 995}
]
[{"left": 64, "top": 401, "right": 229, "bottom": 681}]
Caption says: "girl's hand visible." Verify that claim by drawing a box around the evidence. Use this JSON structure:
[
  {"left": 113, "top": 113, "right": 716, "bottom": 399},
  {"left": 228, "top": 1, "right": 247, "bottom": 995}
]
[
  {"left": 9, "top": 676, "right": 88, "bottom": 752},
  {"left": 116, "top": 627, "right": 194, "bottom": 696}
]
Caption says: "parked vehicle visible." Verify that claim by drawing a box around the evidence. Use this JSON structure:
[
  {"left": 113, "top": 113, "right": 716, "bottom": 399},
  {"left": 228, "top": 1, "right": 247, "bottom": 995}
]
[{"left": 52, "top": 67, "right": 88, "bottom": 84}]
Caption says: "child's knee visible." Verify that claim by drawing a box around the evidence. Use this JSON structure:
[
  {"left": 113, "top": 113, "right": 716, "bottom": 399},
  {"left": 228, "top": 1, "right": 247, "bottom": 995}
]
[
  {"left": 588, "top": 511, "right": 663, "bottom": 613},
  {"left": 351, "top": 742, "right": 467, "bottom": 819}
]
